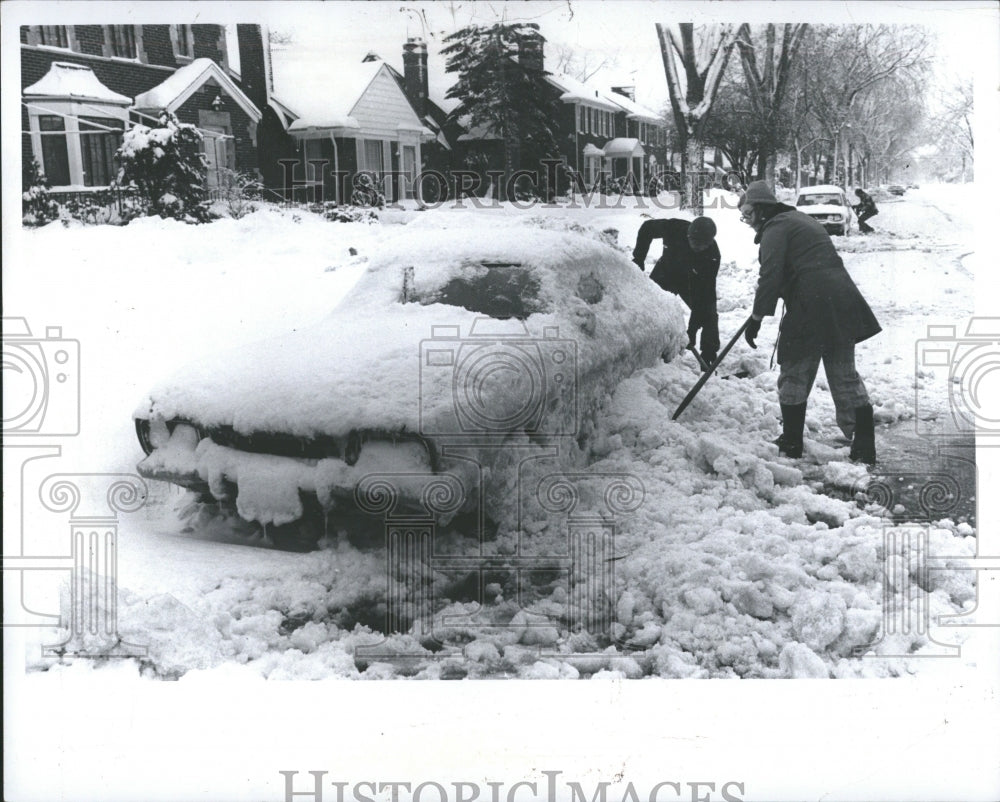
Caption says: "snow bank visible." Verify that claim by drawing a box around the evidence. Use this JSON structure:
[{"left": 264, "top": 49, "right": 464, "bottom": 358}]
[{"left": 13, "top": 190, "right": 980, "bottom": 680}]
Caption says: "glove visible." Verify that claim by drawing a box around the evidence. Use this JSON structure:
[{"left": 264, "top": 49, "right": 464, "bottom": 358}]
[{"left": 745, "top": 317, "right": 761, "bottom": 349}]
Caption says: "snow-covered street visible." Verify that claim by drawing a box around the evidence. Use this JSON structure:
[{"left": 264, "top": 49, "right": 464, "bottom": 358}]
[{"left": 6, "top": 185, "right": 993, "bottom": 681}]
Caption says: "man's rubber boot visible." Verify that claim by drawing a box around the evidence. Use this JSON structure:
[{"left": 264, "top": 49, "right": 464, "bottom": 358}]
[
  {"left": 774, "top": 403, "right": 806, "bottom": 458},
  {"left": 850, "top": 403, "right": 877, "bottom": 465}
]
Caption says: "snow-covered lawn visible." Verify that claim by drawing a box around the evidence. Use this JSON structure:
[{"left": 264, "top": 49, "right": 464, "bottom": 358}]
[{"left": 4, "top": 187, "right": 988, "bottom": 681}]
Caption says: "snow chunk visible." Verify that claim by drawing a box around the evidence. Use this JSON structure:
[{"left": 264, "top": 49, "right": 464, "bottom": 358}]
[
  {"left": 779, "top": 643, "right": 830, "bottom": 678},
  {"left": 791, "top": 591, "right": 848, "bottom": 650}
]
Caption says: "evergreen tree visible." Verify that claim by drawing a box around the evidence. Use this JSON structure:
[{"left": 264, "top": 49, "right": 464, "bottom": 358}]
[
  {"left": 117, "top": 111, "right": 213, "bottom": 222},
  {"left": 442, "top": 23, "right": 560, "bottom": 201}
]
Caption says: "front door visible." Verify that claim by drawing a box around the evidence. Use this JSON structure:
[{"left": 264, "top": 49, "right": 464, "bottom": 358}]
[{"left": 202, "top": 125, "right": 232, "bottom": 189}]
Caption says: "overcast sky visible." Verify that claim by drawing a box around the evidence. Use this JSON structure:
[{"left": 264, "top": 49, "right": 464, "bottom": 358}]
[{"left": 264, "top": 1, "right": 992, "bottom": 116}]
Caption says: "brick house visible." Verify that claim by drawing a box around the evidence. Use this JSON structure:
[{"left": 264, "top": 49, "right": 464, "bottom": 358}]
[
  {"left": 20, "top": 24, "right": 266, "bottom": 192},
  {"left": 449, "top": 39, "right": 669, "bottom": 195}
]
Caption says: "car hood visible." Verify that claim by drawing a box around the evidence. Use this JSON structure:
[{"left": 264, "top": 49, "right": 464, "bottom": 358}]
[
  {"left": 135, "top": 220, "right": 688, "bottom": 440},
  {"left": 800, "top": 203, "right": 849, "bottom": 216}
]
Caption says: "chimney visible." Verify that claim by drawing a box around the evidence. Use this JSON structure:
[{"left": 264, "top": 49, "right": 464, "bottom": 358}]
[
  {"left": 612, "top": 86, "right": 636, "bottom": 102},
  {"left": 517, "top": 30, "right": 544, "bottom": 74},
  {"left": 403, "top": 37, "right": 429, "bottom": 120},
  {"left": 236, "top": 24, "right": 269, "bottom": 111}
]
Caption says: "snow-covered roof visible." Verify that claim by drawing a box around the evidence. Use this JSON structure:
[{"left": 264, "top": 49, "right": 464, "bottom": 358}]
[
  {"left": 133, "top": 58, "right": 261, "bottom": 122},
  {"left": 603, "top": 138, "right": 645, "bottom": 158},
  {"left": 23, "top": 62, "right": 131, "bottom": 105},
  {"left": 583, "top": 143, "right": 605, "bottom": 157},
  {"left": 545, "top": 72, "right": 621, "bottom": 112},
  {"left": 606, "top": 91, "right": 662, "bottom": 123},
  {"left": 282, "top": 59, "right": 385, "bottom": 133}
]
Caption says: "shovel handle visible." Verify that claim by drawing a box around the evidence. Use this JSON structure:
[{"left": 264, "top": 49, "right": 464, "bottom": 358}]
[{"left": 672, "top": 316, "right": 754, "bottom": 420}]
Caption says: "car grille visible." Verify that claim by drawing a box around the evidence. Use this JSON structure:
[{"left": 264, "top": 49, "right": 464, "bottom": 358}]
[{"left": 137, "top": 417, "right": 440, "bottom": 471}]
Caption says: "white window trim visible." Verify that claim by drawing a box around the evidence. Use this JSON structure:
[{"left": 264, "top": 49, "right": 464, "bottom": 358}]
[
  {"left": 26, "top": 100, "right": 129, "bottom": 189},
  {"left": 102, "top": 25, "right": 146, "bottom": 63},
  {"left": 169, "top": 24, "right": 195, "bottom": 63}
]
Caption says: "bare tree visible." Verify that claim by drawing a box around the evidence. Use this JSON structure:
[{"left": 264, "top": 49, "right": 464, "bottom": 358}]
[
  {"left": 801, "top": 25, "right": 932, "bottom": 188},
  {"left": 734, "top": 23, "right": 808, "bottom": 188},
  {"left": 656, "top": 22, "right": 737, "bottom": 213},
  {"left": 931, "top": 78, "right": 974, "bottom": 181},
  {"left": 549, "top": 42, "right": 621, "bottom": 82},
  {"left": 700, "top": 73, "right": 763, "bottom": 182},
  {"left": 849, "top": 75, "right": 925, "bottom": 186}
]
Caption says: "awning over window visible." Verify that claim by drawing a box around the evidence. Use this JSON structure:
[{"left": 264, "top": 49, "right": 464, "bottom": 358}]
[
  {"left": 602, "top": 138, "right": 645, "bottom": 158},
  {"left": 23, "top": 62, "right": 131, "bottom": 105}
]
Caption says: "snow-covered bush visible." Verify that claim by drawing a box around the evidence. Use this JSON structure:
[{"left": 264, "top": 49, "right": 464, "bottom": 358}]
[
  {"left": 216, "top": 168, "right": 262, "bottom": 219},
  {"left": 117, "top": 112, "right": 216, "bottom": 223},
  {"left": 320, "top": 202, "right": 379, "bottom": 224},
  {"left": 350, "top": 171, "right": 386, "bottom": 209},
  {"left": 22, "top": 159, "right": 60, "bottom": 227}
]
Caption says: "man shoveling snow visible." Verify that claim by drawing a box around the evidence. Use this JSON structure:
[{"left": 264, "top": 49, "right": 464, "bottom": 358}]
[
  {"left": 632, "top": 216, "right": 721, "bottom": 369},
  {"left": 738, "top": 181, "right": 882, "bottom": 464}
]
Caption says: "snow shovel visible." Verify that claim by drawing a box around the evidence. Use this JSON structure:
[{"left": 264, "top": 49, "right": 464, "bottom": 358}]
[
  {"left": 687, "top": 343, "right": 711, "bottom": 372},
  {"left": 672, "top": 316, "right": 753, "bottom": 420}
]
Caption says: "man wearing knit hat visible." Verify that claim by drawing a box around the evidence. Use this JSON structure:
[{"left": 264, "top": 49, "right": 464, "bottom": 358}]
[
  {"left": 632, "top": 215, "right": 721, "bottom": 368},
  {"left": 738, "top": 180, "right": 881, "bottom": 464}
]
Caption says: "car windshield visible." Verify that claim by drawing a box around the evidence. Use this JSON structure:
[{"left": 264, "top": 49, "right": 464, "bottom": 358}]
[
  {"left": 410, "top": 263, "right": 547, "bottom": 320},
  {"left": 797, "top": 193, "right": 843, "bottom": 206}
]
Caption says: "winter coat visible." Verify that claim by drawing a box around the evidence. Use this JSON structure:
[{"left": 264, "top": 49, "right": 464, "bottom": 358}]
[
  {"left": 854, "top": 189, "right": 878, "bottom": 216},
  {"left": 633, "top": 218, "right": 721, "bottom": 308},
  {"left": 752, "top": 206, "right": 881, "bottom": 364}
]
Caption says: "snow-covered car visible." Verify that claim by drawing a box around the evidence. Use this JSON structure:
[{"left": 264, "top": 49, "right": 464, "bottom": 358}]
[
  {"left": 888, "top": 184, "right": 906, "bottom": 196},
  {"left": 794, "top": 185, "right": 854, "bottom": 236},
  {"left": 134, "top": 217, "right": 687, "bottom": 549}
]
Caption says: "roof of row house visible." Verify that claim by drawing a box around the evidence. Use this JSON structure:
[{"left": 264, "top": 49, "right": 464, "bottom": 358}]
[{"left": 133, "top": 58, "right": 262, "bottom": 121}]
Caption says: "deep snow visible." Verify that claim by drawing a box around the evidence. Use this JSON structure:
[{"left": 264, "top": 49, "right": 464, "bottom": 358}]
[{"left": 4, "top": 186, "right": 991, "bottom": 682}]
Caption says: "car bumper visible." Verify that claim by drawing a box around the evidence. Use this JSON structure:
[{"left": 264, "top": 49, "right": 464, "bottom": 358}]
[{"left": 136, "top": 419, "right": 475, "bottom": 526}]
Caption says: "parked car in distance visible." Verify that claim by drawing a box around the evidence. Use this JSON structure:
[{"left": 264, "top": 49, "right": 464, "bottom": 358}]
[
  {"left": 888, "top": 184, "right": 907, "bottom": 196},
  {"left": 794, "top": 184, "right": 854, "bottom": 236}
]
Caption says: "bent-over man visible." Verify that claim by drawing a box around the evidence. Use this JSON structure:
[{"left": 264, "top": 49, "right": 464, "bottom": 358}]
[{"left": 632, "top": 216, "right": 721, "bottom": 367}]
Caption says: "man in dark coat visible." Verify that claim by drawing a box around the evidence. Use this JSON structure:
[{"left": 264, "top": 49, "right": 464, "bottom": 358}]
[
  {"left": 853, "top": 187, "right": 879, "bottom": 234},
  {"left": 739, "top": 181, "right": 881, "bottom": 463},
  {"left": 632, "top": 216, "right": 721, "bottom": 367}
]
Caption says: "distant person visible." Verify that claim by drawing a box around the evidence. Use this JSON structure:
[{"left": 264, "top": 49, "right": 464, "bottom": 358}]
[
  {"left": 853, "top": 188, "right": 879, "bottom": 234},
  {"left": 738, "top": 181, "right": 881, "bottom": 464},
  {"left": 632, "top": 216, "right": 721, "bottom": 368}
]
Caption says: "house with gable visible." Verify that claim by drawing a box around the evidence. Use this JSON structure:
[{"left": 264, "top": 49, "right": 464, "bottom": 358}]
[
  {"left": 447, "top": 37, "right": 669, "bottom": 195},
  {"left": 263, "top": 46, "right": 437, "bottom": 204},
  {"left": 20, "top": 23, "right": 269, "bottom": 193}
]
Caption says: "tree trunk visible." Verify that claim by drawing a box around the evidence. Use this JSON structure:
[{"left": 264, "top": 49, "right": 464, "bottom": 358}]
[
  {"left": 684, "top": 136, "right": 705, "bottom": 214},
  {"left": 763, "top": 149, "right": 776, "bottom": 188}
]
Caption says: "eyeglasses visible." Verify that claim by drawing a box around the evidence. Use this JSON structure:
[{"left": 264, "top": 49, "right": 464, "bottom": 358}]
[{"left": 740, "top": 210, "right": 755, "bottom": 225}]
